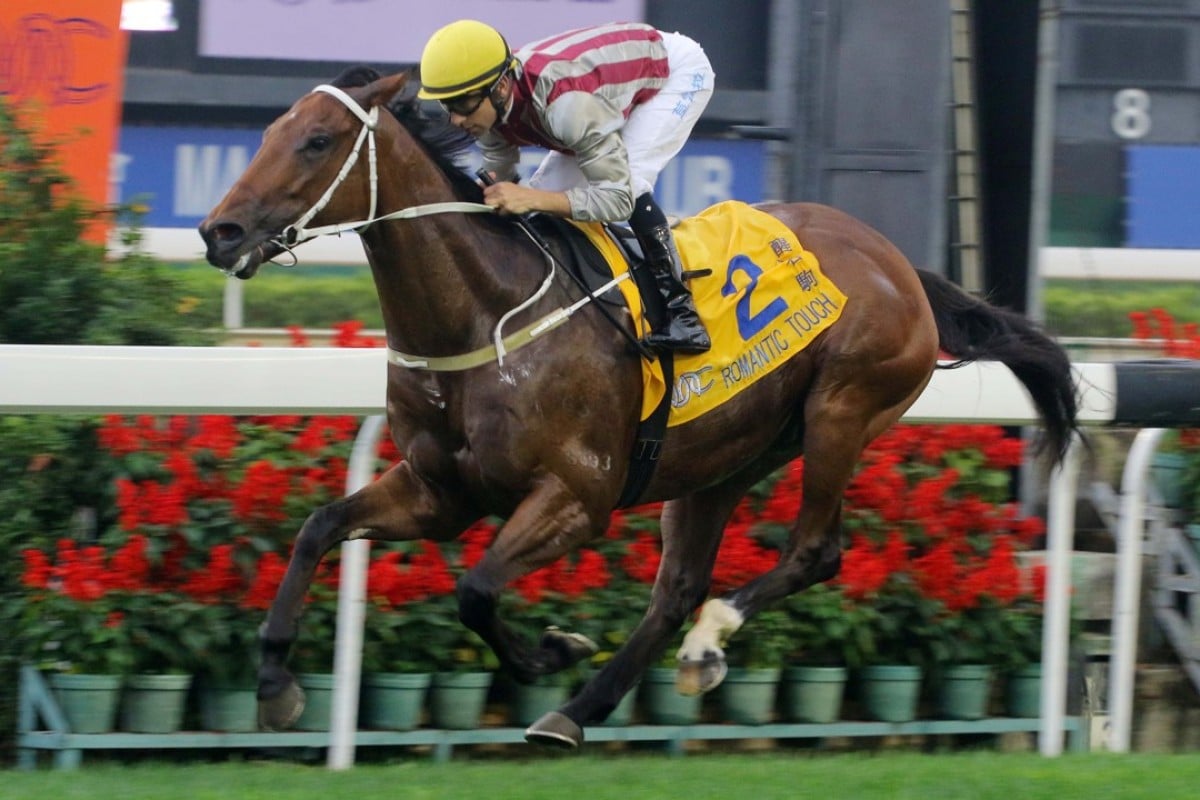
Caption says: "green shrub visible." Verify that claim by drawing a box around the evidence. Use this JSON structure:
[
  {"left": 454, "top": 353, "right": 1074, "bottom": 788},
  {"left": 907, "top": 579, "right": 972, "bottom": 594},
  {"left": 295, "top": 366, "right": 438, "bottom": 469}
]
[
  {"left": 168, "top": 264, "right": 382, "bottom": 329},
  {"left": 1042, "top": 280, "right": 1200, "bottom": 339},
  {"left": 243, "top": 268, "right": 381, "bottom": 328},
  {"left": 0, "top": 106, "right": 210, "bottom": 346},
  {"left": 176, "top": 267, "right": 1200, "bottom": 341}
]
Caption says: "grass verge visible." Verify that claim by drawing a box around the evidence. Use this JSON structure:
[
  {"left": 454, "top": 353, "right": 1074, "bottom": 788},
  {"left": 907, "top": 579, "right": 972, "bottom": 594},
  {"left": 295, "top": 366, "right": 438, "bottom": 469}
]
[{"left": 7, "top": 751, "right": 1200, "bottom": 800}]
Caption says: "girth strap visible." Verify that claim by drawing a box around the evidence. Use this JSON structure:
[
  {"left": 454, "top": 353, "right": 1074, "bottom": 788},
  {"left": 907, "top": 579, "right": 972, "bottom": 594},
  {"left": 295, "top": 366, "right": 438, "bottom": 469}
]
[{"left": 615, "top": 352, "right": 673, "bottom": 509}]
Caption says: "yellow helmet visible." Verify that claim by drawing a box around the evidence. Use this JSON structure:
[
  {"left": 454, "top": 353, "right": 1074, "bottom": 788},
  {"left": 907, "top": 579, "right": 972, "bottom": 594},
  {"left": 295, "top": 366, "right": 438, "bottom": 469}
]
[{"left": 417, "top": 20, "right": 515, "bottom": 101}]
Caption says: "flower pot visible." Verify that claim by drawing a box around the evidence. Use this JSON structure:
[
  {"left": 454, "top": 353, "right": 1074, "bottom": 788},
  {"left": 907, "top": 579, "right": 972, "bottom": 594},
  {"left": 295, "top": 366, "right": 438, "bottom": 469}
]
[
  {"left": 717, "top": 667, "right": 781, "bottom": 725},
  {"left": 429, "top": 671, "right": 493, "bottom": 729},
  {"left": 859, "top": 664, "right": 922, "bottom": 723},
  {"left": 121, "top": 673, "right": 193, "bottom": 733},
  {"left": 1151, "top": 452, "right": 1188, "bottom": 508},
  {"left": 509, "top": 678, "right": 571, "bottom": 726},
  {"left": 294, "top": 672, "right": 336, "bottom": 731},
  {"left": 49, "top": 673, "right": 123, "bottom": 734},
  {"left": 1004, "top": 664, "right": 1043, "bottom": 718},
  {"left": 781, "top": 665, "right": 848, "bottom": 723},
  {"left": 198, "top": 681, "right": 258, "bottom": 732},
  {"left": 640, "top": 667, "right": 702, "bottom": 725},
  {"left": 361, "top": 672, "right": 431, "bottom": 731},
  {"left": 936, "top": 664, "right": 993, "bottom": 721}
]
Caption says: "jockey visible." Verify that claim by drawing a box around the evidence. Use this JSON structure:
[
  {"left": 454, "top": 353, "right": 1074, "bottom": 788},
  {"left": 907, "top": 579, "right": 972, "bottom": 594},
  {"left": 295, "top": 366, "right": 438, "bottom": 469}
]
[{"left": 417, "top": 19, "right": 714, "bottom": 355}]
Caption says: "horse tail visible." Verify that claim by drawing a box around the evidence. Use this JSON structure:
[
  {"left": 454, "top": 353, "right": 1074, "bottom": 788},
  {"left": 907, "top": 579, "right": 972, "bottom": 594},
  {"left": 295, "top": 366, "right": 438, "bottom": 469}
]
[{"left": 916, "top": 268, "right": 1079, "bottom": 465}]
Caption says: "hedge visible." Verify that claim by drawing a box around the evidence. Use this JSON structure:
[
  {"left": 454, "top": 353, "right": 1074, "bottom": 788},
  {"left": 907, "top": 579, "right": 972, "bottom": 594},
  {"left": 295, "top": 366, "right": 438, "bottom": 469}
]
[{"left": 163, "top": 262, "right": 1200, "bottom": 340}]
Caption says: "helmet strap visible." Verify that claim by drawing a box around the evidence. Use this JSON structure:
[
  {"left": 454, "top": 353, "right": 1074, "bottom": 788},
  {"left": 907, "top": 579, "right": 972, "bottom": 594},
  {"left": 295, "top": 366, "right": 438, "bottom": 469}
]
[{"left": 491, "top": 73, "right": 514, "bottom": 125}]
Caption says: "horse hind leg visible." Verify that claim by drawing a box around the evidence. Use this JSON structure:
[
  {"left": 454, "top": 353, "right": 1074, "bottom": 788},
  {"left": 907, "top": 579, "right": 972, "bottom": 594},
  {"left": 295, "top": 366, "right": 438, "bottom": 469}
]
[
  {"left": 674, "top": 505, "right": 844, "bottom": 697},
  {"left": 676, "top": 388, "right": 916, "bottom": 696},
  {"left": 257, "top": 461, "right": 473, "bottom": 729}
]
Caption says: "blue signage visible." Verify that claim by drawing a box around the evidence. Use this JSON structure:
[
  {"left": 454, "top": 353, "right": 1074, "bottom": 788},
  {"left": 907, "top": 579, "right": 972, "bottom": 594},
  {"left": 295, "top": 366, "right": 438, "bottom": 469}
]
[
  {"left": 1125, "top": 145, "right": 1200, "bottom": 248},
  {"left": 114, "top": 126, "right": 256, "bottom": 227},
  {"left": 114, "top": 125, "right": 766, "bottom": 229}
]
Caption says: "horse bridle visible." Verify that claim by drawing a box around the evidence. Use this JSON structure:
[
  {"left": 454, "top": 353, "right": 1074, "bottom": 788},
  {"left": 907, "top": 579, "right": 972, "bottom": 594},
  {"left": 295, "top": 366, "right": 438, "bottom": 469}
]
[
  {"left": 254, "top": 83, "right": 634, "bottom": 369},
  {"left": 277, "top": 84, "right": 495, "bottom": 250},
  {"left": 224, "top": 84, "right": 492, "bottom": 278}
]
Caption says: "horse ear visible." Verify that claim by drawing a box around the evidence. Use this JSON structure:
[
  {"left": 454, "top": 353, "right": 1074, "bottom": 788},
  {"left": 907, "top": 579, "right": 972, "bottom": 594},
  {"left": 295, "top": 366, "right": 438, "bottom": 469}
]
[
  {"left": 364, "top": 72, "right": 411, "bottom": 111},
  {"left": 331, "top": 65, "right": 382, "bottom": 88}
]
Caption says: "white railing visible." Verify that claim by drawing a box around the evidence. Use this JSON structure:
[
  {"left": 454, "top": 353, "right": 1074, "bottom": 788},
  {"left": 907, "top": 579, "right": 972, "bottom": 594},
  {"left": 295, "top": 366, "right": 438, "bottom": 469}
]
[{"left": 1042, "top": 247, "right": 1200, "bottom": 282}]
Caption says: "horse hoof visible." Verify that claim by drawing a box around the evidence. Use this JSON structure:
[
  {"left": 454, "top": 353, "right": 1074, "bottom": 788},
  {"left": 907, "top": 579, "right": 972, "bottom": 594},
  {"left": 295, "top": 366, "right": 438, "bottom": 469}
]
[
  {"left": 676, "top": 654, "right": 728, "bottom": 696},
  {"left": 525, "top": 711, "right": 584, "bottom": 750},
  {"left": 258, "top": 681, "right": 306, "bottom": 731},
  {"left": 541, "top": 626, "right": 599, "bottom": 667}
]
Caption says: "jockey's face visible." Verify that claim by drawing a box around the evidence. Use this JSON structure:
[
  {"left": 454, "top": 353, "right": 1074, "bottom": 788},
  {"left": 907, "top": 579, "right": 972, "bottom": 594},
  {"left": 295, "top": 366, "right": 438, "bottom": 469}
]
[{"left": 444, "top": 76, "right": 508, "bottom": 138}]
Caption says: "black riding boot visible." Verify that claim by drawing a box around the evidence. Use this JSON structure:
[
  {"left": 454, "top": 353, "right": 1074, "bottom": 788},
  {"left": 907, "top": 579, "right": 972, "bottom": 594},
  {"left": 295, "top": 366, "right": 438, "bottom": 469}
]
[{"left": 630, "top": 195, "right": 711, "bottom": 355}]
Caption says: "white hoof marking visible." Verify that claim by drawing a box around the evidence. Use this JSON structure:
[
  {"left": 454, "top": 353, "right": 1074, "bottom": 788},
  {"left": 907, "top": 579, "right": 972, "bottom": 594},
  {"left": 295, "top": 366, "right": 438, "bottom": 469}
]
[{"left": 678, "top": 599, "right": 744, "bottom": 664}]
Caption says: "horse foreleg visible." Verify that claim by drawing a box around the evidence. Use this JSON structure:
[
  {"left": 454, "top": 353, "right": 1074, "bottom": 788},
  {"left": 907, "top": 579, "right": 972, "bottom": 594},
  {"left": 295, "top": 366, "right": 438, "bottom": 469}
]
[
  {"left": 257, "top": 461, "right": 473, "bottom": 729},
  {"left": 455, "top": 475, "right": 605, "bottom": 685},
  {"left": 526, "top": 490, "right": 737, "bottom": 749}
]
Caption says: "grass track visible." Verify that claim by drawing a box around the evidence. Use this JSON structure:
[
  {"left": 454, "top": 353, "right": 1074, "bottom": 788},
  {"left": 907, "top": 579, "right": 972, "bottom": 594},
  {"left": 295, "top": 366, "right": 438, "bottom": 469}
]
[{"left": 6, "top": 751, "right": 1200, "bottom": 800}]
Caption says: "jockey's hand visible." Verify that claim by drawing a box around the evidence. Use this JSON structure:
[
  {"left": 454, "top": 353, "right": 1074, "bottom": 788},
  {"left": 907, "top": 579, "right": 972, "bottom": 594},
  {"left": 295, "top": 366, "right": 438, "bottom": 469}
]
[{"left": 481, "top": 182, "right": 570, "bottom": 217}]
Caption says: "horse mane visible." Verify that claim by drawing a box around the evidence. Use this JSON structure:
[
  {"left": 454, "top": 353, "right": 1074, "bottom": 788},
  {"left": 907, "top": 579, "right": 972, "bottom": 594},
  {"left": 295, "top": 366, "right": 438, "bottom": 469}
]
[{"left": 330, "top": 66, "right": 485, "bottom": 204}]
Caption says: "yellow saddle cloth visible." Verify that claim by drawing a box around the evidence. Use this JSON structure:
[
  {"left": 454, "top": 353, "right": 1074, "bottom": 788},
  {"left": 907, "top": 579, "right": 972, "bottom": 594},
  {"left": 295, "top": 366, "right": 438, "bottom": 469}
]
[{"left": 570, "top": 200, "right": 847, "bottom": 426}]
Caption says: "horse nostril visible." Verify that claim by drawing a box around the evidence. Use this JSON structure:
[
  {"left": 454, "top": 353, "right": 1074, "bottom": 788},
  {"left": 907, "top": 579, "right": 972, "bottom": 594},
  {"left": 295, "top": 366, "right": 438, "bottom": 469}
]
[
  {"left": 213, "top": 222, "right": 245, "bottom": 245},
  {"left": 198, "top": 220, "right": 252, "bottom": 272}
]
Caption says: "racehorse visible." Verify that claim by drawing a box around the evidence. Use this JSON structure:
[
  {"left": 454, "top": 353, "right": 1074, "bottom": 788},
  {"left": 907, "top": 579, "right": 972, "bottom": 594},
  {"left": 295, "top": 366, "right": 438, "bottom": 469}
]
[{"left": 199, "top": 67, "right": 1079, "bottom": 749}]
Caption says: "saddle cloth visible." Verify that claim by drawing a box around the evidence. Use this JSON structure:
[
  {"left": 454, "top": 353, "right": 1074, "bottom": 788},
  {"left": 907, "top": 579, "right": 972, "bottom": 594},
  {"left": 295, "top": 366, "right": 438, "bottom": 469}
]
[{"left": 569, "top": 200, "right": 848, "bottom": 426}]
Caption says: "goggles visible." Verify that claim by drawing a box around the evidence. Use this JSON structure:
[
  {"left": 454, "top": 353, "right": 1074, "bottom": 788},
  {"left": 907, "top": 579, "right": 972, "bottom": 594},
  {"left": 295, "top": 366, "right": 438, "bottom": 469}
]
[{"left": 440, "top": 72, "right": 504, "bottom": 117}]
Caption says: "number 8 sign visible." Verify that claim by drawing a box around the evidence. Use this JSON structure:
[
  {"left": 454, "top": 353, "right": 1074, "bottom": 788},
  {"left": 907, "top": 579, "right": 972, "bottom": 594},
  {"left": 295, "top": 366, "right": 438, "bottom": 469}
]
[{"left": 1111, "top": 88, "right": 1151, "bottom": 140}]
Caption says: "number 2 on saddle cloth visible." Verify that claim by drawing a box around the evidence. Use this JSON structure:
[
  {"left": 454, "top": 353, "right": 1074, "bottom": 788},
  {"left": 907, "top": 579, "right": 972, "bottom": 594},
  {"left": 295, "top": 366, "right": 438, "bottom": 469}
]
[{"left": 561, "top": 199, "right": 848, "bottom": 507}]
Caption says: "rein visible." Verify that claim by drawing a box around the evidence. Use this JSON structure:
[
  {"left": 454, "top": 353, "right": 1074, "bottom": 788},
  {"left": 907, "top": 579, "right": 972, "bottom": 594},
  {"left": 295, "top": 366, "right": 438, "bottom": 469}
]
[
  {"left": 266, "top": 83, "right": 633, "bottom": 370},
  {"left": 387, "top": 270, "right": 631, "bottom": 370}
]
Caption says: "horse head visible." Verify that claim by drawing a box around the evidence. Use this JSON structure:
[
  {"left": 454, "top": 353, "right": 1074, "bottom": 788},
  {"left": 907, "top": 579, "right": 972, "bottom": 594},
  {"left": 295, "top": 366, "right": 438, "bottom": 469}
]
[{"left": 199, "top": 71, "right": 411, "bottom": 278}]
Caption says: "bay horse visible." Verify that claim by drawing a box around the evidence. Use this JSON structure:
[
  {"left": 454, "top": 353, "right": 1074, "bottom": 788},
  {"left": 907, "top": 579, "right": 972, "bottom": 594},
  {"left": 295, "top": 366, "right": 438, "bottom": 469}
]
[{"left": 199, "top": 68, "right": 1078, "bottom": 749}]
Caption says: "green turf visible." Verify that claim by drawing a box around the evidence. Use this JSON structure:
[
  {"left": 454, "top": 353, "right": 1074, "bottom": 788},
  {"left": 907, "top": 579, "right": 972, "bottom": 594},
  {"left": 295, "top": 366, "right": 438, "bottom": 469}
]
[{"left": 7, "top": 751, "right": 1200, "bottom": 800}]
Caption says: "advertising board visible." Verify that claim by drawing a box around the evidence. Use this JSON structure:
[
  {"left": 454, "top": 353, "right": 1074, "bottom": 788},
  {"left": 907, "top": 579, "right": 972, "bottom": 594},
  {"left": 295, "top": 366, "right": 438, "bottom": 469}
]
[
  {"left": 115, "top": 123, "right": 766, "bottom": 260},
  {"left": 199, "top": 0, "right": 646, "bottom": 64}
]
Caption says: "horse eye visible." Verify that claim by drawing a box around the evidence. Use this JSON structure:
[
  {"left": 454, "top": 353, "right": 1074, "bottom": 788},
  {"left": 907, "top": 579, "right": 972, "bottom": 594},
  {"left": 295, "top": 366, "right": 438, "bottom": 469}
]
[{"left": 306, "top": 134, "right": 333, "bottom": 153}]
